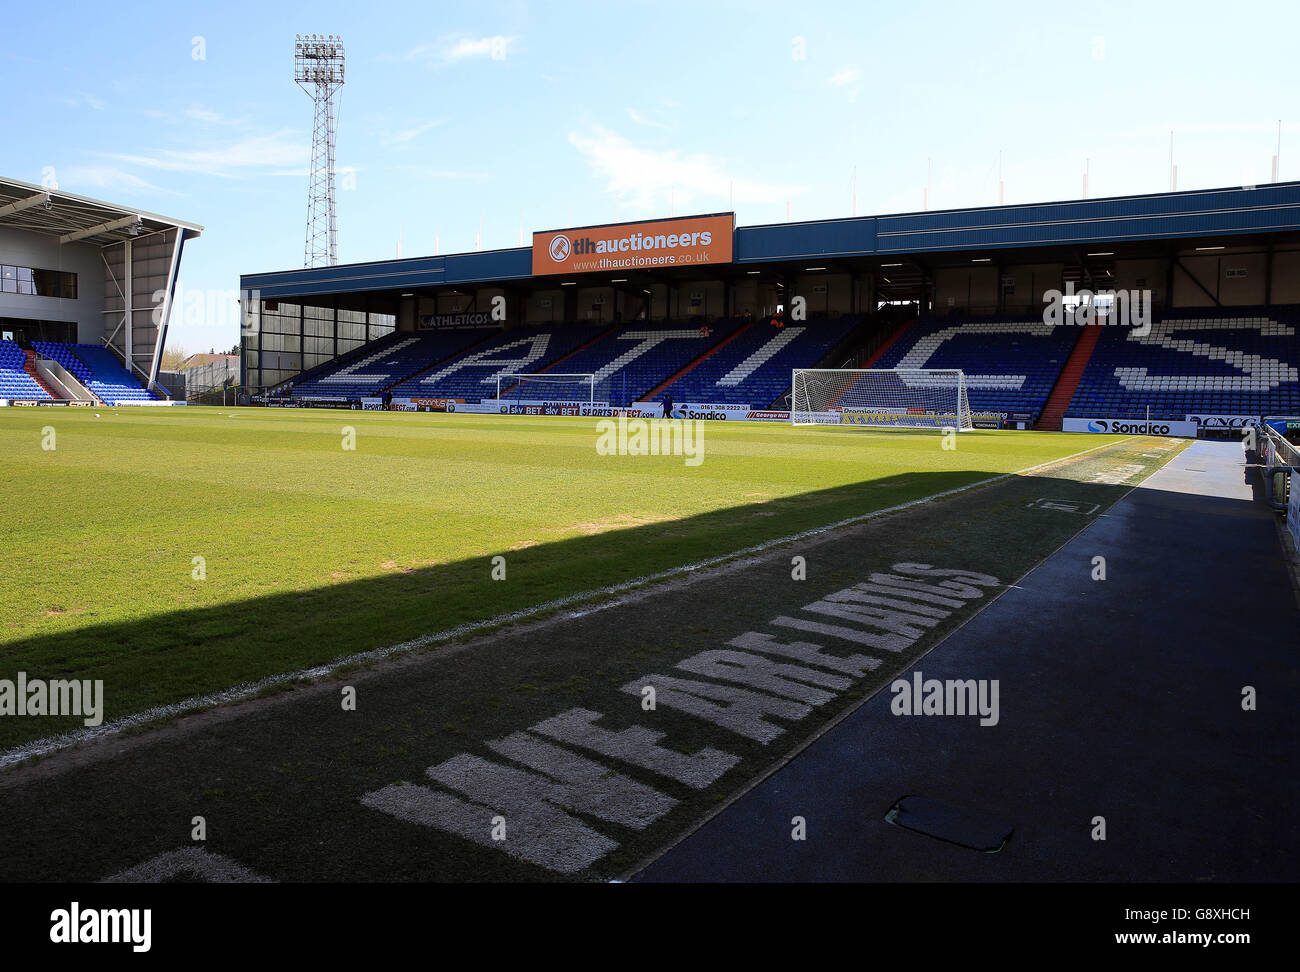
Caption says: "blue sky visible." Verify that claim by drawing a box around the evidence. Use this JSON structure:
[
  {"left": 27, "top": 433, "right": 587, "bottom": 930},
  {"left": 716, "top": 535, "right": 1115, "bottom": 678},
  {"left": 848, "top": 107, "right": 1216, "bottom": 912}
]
[{"left": 1, "top": 0, "right": 1295, "bottom": 351}]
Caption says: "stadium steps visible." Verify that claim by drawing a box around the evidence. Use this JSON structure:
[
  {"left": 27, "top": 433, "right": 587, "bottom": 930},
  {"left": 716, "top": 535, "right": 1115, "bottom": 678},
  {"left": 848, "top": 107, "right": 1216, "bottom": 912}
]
[
  {"left": 497, "top": 322, "right": 622, "bottom": 398},
  {"left": 0, "top": 340, "right": 53, "bottom": 400},
  {"left": 759, "top": 315, "right": 875, "bottom": 408},
  {"left": 529, "top": 322, "right": 622, "bottom": 372},
  {"left": 640, "top": 319, "right": 754, "bottom": 402},
  {"left": 822, "top": 314, "right": 878, "bottom": 365},
  {"left": 22, "top": 351, "right": 63, "bottom": 400},
  {"left": 775, "top": 317, "right": 908, "bottom": 410},
  {"left": 1035, "top": 324, "right": 1102, "bottom": 430},
  {"left": 35, "top": 354, "right": 100, "bottom": 403},
  {"left": 860, "top": 318, "right": 915, "bottom": 369},
  {"left": 382, "top": 328, "right": 510, "bottom": 395}
]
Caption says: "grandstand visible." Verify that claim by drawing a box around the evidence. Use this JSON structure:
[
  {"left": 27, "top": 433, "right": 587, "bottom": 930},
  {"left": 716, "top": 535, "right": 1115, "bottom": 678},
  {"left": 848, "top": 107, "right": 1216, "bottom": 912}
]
[
  {"left": 255, "top": 300, "right": 1300, "bottom": 428},
  {"left": 0, "top": 175, "right": 200, "bottom": 406},
  {"left": 868, "top": 316, "right": 1078, "bottom": 423},
  {"left": 856, "top": 307, "right": 1300, "bottom": 426},
  {"left": 504, "top": 321, "right": 746, "bottom": 406},
  {"left": 291, "top": 329, "right": 498, "bottom": 400},
  {"left": 33, "top": 342, "right": 159, "bottom": 404},
  {"left": 238, "top": 182, "right": 1300, "bottom": 430},
  {"left": 272, "top": 315, "right": 863, "bottom": 409},
  {"left": 394, "top": 324, "right": 602, "bottom": 401},
  {"left": 1062, "top": 308, "right": 1300, "bottom": 421},
  {"left": 0, "top": 338, "right": 163, "bottom": 405},
  {"left": 651, "top": 315, "right": 863, "bottom": 407}
]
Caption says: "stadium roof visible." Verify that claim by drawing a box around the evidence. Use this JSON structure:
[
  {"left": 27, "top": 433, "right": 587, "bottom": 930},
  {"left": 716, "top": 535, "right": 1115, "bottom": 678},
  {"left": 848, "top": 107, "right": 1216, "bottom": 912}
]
[
  {"left": 242, "top": 181, "right": 1300, "bottom": 301},
  {"left": 0, "top": 174, "right": 203, "bottom": 246}
]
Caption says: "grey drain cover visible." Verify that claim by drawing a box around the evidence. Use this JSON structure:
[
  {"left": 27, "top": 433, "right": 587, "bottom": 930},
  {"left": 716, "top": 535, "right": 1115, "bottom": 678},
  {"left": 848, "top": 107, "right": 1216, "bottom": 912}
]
[{"left": 885, "top": 795, "right": 1013, "bottom": 853}]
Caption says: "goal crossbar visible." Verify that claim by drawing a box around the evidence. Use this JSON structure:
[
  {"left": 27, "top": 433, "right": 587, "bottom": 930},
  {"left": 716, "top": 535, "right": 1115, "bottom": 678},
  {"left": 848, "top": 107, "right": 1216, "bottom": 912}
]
[
  {"left": 791, "top": 367, "right": 972, "bottom": 430},
  {"left": 496, "top": 373, "right": 597, "bottom": 403}
]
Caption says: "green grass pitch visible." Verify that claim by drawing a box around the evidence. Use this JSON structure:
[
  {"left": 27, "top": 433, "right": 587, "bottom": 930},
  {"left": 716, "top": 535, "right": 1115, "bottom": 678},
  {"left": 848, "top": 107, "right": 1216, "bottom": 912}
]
[{"left": 0, "top": 406, "right": 1123, "bottom": 747}]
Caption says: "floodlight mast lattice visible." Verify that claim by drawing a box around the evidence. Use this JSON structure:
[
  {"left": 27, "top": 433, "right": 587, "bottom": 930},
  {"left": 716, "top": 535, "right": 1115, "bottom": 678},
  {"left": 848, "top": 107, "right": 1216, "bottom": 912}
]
[{"left": 294, "top": 33, "right": 345, "bottom": 268}]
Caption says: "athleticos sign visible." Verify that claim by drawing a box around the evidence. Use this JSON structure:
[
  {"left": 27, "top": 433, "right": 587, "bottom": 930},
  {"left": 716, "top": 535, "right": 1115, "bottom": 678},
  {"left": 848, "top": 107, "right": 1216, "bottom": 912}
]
[{"left": 532, "top": 214, "right": 734, "bottom": 276}]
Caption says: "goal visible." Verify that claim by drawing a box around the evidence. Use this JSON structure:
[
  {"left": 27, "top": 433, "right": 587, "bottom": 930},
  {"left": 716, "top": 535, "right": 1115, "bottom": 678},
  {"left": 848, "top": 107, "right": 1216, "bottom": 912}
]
[
  {"left": 791, "top": 368, "right": 972, "bottom": 430},
  {"left": 496, "top": 373, "right": 597, "bottom": 403}
]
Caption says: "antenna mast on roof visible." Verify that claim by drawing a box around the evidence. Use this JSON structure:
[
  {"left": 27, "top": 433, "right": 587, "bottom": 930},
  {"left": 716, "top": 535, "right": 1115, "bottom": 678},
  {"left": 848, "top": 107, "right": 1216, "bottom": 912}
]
[
  {"left": 294, "top": 33, "right": 345, "bottom": 267},
  {"left": 1169, "top": 131, "right": 1177, "bottom": 191},
  {"left": 1273, "top": 119, "right": 1282, "bottom": 182}
]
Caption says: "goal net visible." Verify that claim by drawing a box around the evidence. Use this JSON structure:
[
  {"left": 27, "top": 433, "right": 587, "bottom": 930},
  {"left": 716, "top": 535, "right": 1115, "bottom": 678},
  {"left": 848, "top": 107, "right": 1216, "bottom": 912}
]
[
  {"left": 496, "top": 373, "right": 597, "bottom": 403},
  {"left": 791, "top": 368, "right": 972, "bottom": 430}
]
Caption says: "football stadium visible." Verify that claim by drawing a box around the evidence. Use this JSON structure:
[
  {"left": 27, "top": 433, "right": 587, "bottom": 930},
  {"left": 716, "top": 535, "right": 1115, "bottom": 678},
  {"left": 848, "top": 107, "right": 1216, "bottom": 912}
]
[{"left": 0, "top": 0, "right": 1296, "bottom": 950}]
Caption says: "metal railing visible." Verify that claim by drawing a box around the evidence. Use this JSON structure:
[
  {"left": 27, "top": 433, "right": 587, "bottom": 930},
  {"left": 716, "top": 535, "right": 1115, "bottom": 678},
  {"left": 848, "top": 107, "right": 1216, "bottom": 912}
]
[{"left": 1255, "top": 419, "right": 1300, "bottom": 512}]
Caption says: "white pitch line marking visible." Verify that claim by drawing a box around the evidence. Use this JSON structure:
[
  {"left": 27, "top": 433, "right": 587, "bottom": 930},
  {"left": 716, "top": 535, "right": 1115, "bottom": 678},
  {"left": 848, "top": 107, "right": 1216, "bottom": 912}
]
[{"left": 0, "top": 436, "right": 1137, "bottom": 771}]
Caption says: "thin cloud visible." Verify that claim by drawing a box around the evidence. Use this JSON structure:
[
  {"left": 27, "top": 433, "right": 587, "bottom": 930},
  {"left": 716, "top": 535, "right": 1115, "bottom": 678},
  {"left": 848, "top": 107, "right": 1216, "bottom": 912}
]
[
  {"left": 185, "top": 106, "right": 224, "bottom": 124},
  {"left": 62, "top": 92, "right": 107, "bottom": 111},
  {"left": 626, "top": 108, "right": 675, "bottom": 131},
  {"left": 59, "top": 165, "right": 172, "bottom": 196},
  {"left": 393, "top": 34, "right": 517, "bottom": 64},
  {"left": 183, "top": 105, "right": 250, "bottom": 126},
  {"left": 827, "top": 68, "right": 862, "bottom": 103},
  {"left": 445, "top": 35, "right": 513, "bottom": 61},
  {"left": 424, "top": 170, "right": 489, "bottom": 180},
  {"left": 390, "top": 164, "right": 489, "bottom": 181},
  {"left": 101, "top": 130, "right": 309, "bottom": 178},
  {"left": 270, "top": 165, "right": 360, "bottom": 179},
  {"left": 138, "top": 104, "right": 251, "bottom": 127},
  {"left": 567, "top": 126, "right": 803, "bottom": 211},
  {"left": 381, "top": 119, "right": 444, "bottom": 147}
]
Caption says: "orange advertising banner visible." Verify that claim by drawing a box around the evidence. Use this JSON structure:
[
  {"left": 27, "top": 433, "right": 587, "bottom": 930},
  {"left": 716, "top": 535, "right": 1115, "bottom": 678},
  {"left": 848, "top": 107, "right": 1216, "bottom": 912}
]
[{"left": 532, "top": 213, "right": 734, "bottom": 276}]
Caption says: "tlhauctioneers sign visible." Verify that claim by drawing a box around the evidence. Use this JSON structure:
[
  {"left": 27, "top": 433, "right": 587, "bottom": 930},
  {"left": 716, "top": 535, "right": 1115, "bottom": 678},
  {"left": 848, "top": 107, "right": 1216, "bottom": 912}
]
[{"left": 532, "top": 214, "right": 735, "bottom": 276}]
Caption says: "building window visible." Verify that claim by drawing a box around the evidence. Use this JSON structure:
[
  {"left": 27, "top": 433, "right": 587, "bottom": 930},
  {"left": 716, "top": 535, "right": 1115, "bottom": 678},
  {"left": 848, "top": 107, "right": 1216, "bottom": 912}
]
[{"left": 0, "top": 265, "right": 77, "bottom": 299}]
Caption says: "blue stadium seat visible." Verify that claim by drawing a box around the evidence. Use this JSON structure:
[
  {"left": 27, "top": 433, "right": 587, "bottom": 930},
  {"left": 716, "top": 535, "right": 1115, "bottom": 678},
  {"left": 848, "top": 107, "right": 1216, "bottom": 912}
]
[
  {"left": 303, "top": 317, "right": 851, "bottom": 408},
  {"left": 503, "top": 320, "right": 743, "bottom": 406},
  {"left": 1062, "top": 308, "right": 1300, "bottom": 420},
  {"left": 393, "top": 325, "right": 602, "bottom": 401},
  {"left": 31, "top": 342, "right": 155, "bottom": 404},
  {"left": 0, "top": 340, "right": 54, "bottom": 400},
  {"left": 872, "top": 316, "right": 1077, "bottom": 422},
  {"left": 292, "top": 329, "right": 500, "bottom": 399},
  {"left": 654, "top": 316, "right": 861, "bottom": 407}
]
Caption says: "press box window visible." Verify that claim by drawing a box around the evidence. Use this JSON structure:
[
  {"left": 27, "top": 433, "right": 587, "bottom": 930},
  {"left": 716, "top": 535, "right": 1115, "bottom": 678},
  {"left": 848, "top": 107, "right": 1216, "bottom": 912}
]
[{"left": 0, "top": 265, "right": 77, "bottom": 299}]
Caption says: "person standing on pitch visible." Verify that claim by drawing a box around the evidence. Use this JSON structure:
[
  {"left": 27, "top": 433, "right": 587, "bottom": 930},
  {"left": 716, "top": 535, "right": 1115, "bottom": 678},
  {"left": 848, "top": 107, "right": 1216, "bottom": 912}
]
[{"left": 661, "top": 392, "right": 674, "bottom": 419}]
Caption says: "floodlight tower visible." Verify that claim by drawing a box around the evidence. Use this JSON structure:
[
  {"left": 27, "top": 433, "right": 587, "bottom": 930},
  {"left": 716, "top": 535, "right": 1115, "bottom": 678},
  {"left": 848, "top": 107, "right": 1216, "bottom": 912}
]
[{"left": 294, "top": 33, "right": 345, "bottom": 267}]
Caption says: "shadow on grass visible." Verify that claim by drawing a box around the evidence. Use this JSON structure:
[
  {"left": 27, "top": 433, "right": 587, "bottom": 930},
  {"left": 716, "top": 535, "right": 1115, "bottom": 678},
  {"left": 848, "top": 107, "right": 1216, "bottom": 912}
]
[{"left": 0, "top": 462, "right": 1148, "bottom": 749}]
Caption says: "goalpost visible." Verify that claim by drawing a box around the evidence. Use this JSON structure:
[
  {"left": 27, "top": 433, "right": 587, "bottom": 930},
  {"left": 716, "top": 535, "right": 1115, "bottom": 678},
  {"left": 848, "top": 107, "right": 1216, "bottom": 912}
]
[
  {"left": 791, "top": 368, "right": 973, "bottom": 430},
  {"left": 496, "top": 373, "right": 597, "bottom": 403}
]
